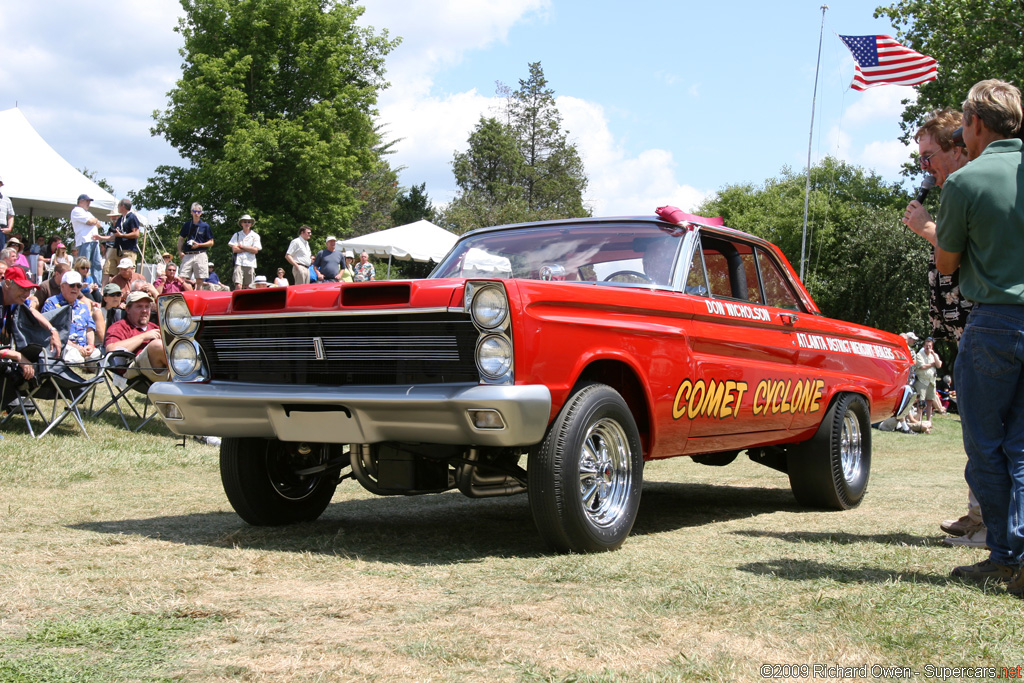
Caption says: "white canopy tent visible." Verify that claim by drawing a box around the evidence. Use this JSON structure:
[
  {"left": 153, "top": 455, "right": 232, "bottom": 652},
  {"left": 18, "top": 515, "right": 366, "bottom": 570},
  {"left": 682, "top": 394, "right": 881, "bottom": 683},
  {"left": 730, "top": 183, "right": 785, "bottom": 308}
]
[
  {"left": 0, "top": 107, "right": 117, "bottom": 222},
  {"left": 339, "top": 220, "right": 457, "bottom": 277}
]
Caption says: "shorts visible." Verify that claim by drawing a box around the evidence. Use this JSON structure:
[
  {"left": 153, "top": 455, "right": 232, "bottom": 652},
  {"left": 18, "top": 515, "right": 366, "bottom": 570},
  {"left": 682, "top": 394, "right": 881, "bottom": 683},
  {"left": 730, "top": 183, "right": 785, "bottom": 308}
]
[
  {"left": 233, "top": 264, "right": 255, "bottom": 289},
  {"left": 179, "top": 252, "right": 209, "bottom": 282},
  {"left": 126, "top": 342, "right": 168, "bottom": 384},
  {"left": 914, "top": 379, "right": 937, "bottom": 402},
  {"left": 103, "top": 249, "right": 138, "bottom": 277}
]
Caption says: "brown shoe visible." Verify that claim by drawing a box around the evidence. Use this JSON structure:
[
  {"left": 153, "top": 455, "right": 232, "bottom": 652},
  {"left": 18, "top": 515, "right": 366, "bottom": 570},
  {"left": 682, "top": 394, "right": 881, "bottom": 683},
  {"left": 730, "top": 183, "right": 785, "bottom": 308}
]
[
  {"left": 951, "top": 559, "right": 1017, "bottom": 584},
  {"left": 941, "top": 515, "right": 982, "bottom": 537},
  {"left": 1009, "top": 570, "right": 1024, "bottom": 598}
]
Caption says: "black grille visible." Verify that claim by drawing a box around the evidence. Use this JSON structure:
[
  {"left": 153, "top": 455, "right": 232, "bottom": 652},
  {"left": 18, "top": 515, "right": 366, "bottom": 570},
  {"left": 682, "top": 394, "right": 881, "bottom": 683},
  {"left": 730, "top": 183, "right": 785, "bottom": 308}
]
[{"left": 197, "top": 313, "right": 480, "bottom": 385}]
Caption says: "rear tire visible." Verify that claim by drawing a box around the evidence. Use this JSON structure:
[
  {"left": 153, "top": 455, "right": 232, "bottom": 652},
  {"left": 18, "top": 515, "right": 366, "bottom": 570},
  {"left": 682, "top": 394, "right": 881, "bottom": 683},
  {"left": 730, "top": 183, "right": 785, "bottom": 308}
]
[
  {"left": 528, "top": 383, "right": 643, "bottom": 553},
  {"left": 220, "top": 438, "right": 338, "bottom": 525},
  {"left": 787, "top": 393, "right": 870, "bottom": 509}
]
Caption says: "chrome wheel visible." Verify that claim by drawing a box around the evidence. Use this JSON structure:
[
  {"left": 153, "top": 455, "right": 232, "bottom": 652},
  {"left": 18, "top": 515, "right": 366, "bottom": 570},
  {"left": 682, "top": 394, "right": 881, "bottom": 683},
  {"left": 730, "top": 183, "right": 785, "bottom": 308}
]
[
  {"left": 578, "top": 417, "right": 634, "bottom": 528},
  {"left": 529, "top": 383, "right": 644, "bottom": 552},
  {"left": 839, "top": 411, "right": 863, "bottom": 484}
]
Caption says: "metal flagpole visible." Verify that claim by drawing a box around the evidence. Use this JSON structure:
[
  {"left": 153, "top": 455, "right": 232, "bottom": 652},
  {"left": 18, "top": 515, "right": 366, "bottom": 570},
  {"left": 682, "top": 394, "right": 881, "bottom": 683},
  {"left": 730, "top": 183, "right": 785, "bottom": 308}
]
[{"left": 801, "top": 5, "right": 828, "bottom": 282}]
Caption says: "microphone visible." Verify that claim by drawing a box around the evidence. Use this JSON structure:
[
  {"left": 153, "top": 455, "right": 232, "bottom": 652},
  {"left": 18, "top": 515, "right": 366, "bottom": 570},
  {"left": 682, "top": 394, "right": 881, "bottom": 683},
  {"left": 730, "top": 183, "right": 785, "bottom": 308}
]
[{"left": 915, "top": 175, "right": 936, "bottom": 203}]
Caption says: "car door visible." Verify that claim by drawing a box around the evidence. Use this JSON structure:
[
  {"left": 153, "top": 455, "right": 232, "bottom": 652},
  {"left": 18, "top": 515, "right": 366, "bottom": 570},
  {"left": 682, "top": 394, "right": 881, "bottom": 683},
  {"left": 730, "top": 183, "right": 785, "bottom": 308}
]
[{"left": 675, "top": 230, "right": 819, "bottom": 447}]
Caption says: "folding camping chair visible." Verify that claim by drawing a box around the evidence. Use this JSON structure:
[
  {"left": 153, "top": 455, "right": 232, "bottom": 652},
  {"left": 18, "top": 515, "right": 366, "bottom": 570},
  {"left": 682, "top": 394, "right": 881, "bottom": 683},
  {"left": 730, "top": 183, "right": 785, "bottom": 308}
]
[
  {"left": 1, "top": 352, "right": 106, "bottom": 438},
  {"left": 0, "top": 302, "right": 104, "bottom": 438},
  {"left": 90, "top": 349, "right": 158, "bottom": 432}
]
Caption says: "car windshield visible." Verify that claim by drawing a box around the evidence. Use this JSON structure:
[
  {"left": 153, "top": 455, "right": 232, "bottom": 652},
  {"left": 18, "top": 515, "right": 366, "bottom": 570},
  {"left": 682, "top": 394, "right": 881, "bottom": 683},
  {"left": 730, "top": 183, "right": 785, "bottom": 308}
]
[{"left": 431, "top": 222, "right": 686, "bottom": 287}]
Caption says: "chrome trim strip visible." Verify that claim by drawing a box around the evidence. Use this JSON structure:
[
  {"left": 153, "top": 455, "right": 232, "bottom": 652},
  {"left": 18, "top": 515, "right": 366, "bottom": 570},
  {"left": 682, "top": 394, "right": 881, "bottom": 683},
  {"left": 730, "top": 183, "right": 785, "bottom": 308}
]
[{"left": 198, "top": 306, "right": 454, "bottom": 322}]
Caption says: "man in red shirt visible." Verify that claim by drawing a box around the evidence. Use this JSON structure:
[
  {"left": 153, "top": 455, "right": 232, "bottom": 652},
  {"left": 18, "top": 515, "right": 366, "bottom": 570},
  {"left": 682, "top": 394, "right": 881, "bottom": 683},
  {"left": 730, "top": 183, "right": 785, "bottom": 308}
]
[{"left": 104, "top": 291, "right": 167, "bottom": 382}]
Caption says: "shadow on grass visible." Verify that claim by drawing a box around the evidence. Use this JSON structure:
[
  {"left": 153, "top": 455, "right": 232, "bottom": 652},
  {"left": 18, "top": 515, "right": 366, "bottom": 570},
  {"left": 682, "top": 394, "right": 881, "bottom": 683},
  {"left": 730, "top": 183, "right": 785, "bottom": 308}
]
[
  {"left": 736, "top": 557, "right": 970, "bottom": 588},
  {"left": 69, "top": 480, "right": 803, "bottom": 563},
  {"left": 731, "top": 529, "right": 937, "bottom": 547}
]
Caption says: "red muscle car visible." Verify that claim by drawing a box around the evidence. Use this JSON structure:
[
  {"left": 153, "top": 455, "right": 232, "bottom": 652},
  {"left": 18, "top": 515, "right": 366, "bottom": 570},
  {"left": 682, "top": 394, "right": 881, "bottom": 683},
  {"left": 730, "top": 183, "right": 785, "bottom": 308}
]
[{"left": 149, "top": 215, "right": 914, "bottom": 553}]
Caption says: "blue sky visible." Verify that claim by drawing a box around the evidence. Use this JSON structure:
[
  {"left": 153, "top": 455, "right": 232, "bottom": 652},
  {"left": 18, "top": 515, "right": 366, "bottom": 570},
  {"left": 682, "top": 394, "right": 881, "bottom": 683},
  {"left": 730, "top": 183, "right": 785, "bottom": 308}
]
[{"left": 0, "top": 0, "right": 922, "bottom": 222}]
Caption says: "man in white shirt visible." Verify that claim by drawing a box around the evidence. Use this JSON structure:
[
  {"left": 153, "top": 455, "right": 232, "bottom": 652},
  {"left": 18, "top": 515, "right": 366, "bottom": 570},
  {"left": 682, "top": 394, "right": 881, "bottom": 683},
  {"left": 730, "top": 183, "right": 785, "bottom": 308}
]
[
  {"left": 285, "top": 225, "right": 312, "bottom": 285},
  {"left": 70, "top": 194, "right": 103, "bottom": 286},
  {"left": 228, "top": 214, "right": 262, "bottom": 290}
]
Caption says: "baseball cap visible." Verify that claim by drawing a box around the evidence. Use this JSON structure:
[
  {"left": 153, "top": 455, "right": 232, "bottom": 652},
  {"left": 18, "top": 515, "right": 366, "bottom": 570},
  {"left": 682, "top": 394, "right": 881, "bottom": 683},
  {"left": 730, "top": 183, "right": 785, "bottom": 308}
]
[
  {"left": 117, "top": 257, "right": 135, "bottom": 269},
  {"left": 125, "top": 290, "right": 154, "bottom": 305},
  {"left": 77, "top": 193, "right": 94, "bottom": 203},
  {"left": 326, "top": 235, "right": 337, "bottom": 242},
  {"left": 103, "top": 283, "right": 123, "bottom": 297},
  {"left": 63, "top": 270, "right": 83, "bottom": 286},
  {"left": 3, "top": 266, "right": 37, "bottom": 289}
]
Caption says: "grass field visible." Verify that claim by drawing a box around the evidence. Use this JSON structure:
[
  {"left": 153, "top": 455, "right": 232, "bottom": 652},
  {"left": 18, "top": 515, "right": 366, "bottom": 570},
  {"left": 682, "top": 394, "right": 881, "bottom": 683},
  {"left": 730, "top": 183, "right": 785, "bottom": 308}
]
[{"left": 1, "top": 399, "right": 1022, "bottom": 682}]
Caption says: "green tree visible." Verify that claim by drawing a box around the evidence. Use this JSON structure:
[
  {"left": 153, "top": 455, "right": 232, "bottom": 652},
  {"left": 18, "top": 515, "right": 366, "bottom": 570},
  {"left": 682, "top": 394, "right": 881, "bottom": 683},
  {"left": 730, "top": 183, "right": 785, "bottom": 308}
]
[
  {"left": 134, "top": 0, "right": 397, "bottom": 277},
  {"left": 875, "top": 0, "right": 1024, "bottom": 147},
  {"left": 441, "top": 62, "right": 588, "bottom": 233},
  {"left": 391, "top": 183, "right": 435, "bottom": 226},
  {"left": 348, "top": 132, "right": 402, "bottom": 238},
  {"left": 507, "top": 63, "right": 588, "bottom": 217},
  {"left": 697, "top": 157, "right": 928, "bottom": 332}
]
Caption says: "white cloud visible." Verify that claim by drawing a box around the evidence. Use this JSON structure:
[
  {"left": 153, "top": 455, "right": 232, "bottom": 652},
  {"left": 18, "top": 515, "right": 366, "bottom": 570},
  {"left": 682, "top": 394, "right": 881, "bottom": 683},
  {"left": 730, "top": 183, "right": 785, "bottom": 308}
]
[
  {"left": 821, "top": 125, "right": 912, "bottom": 179},
  {"left": 559, "top": 97, "right": 711, "bottom": 216},
  {"left": 361, "top": 0, "right": 550, "bottom": 98},
  {"left": 845, "top": 87, "right": 917, "bottom": 125},
  {"left": 859, "top": 138, "right": 913, "bottom": 177}
]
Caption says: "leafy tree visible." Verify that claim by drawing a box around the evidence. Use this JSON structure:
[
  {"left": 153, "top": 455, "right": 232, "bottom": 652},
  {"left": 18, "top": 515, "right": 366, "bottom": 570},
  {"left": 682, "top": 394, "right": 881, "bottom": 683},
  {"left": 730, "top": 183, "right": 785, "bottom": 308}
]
[
  {"left": 875, "top": 0, "right": 1024, "bottom": 148},
  {"left": 442, "top": 62, "right": 588, "bottom": 233},
  {"left": 697, "top": 157, "right": 928, "bottom": 332},
  {"left": 348, "top": 132, "right": 402, "bottom": 238},
  {"left": 134, "top": 0, "right": 397, "bottom": 277},
  {"left": 391, "top": 183, "right": 435, "bottom": 226}
]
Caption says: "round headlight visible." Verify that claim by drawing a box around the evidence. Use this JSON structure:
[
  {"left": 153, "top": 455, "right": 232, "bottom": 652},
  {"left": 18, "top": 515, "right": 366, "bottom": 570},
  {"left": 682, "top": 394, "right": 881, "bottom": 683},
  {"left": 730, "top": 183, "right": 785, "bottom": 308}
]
[
  {"left": 164, "top": 298, "right": 193, "bottom": 336},
  {"left": 477, "top": 335, "right": 512, "bottom": 379},
  {"left": 169, "top": 340, "right": 199, "bottom": 377},
  {"left": 471, "top": 287, "right": 508, "bottom": 329}
]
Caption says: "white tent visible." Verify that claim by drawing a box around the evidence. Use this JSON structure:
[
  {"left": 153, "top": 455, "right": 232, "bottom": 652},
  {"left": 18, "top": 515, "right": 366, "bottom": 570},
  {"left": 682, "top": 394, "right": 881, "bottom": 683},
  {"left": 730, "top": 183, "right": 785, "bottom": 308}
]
[
  {"left": 340, "top": 220, "right": 457, "bottom": 263},
  {"left": 0, "top": 108, "right": 117, "bottom": 221},
  {"left": 339, "top": 220, "right": 457, "bottom": 277}
]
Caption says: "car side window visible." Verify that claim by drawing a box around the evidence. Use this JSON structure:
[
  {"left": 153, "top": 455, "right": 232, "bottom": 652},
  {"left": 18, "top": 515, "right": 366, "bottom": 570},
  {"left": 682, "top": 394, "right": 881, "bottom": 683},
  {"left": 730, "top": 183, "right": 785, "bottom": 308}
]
[
  {"left": 700, "top": 236, "right": 760, "bottom": 302},
  {"left": 756, "top": 249, "right": 803, "bottom": 311}
]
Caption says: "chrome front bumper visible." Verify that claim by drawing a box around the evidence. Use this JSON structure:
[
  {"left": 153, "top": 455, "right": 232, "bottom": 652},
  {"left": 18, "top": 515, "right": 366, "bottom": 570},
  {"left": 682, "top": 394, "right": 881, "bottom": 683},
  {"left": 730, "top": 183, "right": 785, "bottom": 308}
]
[{"left": 148, "top": 381, "right": 552, "bottom": 447}]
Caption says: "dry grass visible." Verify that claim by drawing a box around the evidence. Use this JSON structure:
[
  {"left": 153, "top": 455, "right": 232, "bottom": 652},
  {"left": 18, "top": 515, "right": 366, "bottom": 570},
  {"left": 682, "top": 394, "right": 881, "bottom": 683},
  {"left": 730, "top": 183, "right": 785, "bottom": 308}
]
[{"left": 1, "top": 408, "right": 1022, "bottom": 682}]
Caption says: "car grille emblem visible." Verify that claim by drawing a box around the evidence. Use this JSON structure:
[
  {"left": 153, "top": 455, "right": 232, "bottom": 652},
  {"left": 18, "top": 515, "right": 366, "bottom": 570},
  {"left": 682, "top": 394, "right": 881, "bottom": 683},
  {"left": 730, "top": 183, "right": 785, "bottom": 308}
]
[{"left": 313, "top": 336, "right": 326, "bottom": 360}]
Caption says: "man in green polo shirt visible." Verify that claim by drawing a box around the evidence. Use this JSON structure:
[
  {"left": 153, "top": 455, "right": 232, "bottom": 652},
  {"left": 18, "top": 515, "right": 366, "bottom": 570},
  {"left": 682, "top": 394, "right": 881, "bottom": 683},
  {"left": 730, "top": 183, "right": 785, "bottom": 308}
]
[{"left": 934, "top": 79, "right": 1024, "bottom": 596}]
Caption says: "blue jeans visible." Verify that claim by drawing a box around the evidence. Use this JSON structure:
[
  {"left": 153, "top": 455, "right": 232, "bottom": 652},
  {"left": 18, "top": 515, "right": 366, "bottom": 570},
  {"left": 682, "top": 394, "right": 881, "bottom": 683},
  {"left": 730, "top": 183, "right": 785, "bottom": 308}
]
[
  {"left": 77, "top": 241, "right": 102, "bottom": 286},
  {"left": 955, "top": 303, "right": 1024, "bottom": 567}
]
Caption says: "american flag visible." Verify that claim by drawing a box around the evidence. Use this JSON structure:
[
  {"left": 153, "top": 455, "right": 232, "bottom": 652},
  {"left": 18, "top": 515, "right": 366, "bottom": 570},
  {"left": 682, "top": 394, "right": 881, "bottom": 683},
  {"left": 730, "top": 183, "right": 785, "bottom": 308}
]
[{"left": 839, "top": 35, "right": 937, "bottom": 91}]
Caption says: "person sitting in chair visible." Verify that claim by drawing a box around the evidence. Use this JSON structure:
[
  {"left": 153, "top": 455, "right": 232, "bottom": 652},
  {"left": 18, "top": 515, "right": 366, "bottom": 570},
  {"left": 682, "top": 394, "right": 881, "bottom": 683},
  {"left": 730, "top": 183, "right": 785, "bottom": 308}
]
[
  {"left": 103, "top": 291, "right": 167, "bottom": 382},
  {"left": 2, "top": 267, "right": 62, "bottom": 413},
  {"left": 40, "top": 270, "right": 101, "bottom": 368}
]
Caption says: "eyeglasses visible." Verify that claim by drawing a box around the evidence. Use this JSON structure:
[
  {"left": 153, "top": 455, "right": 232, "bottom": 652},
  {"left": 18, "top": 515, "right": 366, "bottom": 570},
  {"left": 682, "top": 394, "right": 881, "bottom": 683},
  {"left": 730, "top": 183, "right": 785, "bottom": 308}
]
[
  {"left": 192, "top": 210, "right": 202, "bottom": 214},
  {"left": 67, "top": 284, "right": 84, "bottom": 289},
  {"left": 919, "top": 151, "right": 938, "bottom": 168}
]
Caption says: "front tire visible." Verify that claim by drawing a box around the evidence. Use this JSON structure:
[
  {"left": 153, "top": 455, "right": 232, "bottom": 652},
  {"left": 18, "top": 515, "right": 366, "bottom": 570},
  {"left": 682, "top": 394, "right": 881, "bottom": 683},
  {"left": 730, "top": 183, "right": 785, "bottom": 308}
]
[
  {"left": 528, "top": 383, "right": 643, "bottom": 553},
  {"left": 787, "top": 393, "right": 871, "bottom": 509},
  {"left": 220, "top": 438, "right": 338, "bottom": 525}
]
